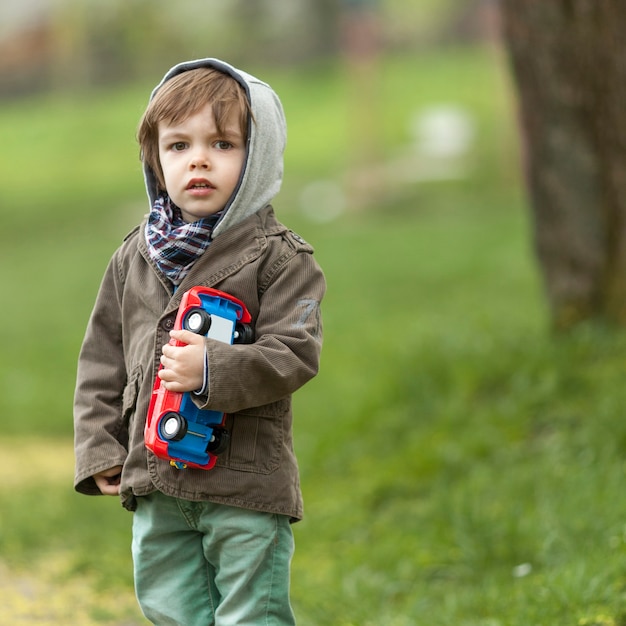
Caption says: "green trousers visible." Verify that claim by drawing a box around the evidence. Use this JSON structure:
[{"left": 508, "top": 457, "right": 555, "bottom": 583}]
[{"left": 132, "top": 491, "right": 296, "bottom": 625}]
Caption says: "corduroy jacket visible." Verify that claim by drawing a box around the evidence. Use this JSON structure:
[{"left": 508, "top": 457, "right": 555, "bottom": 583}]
[{"left": 74, "top": 205, "right": 325, "bottom": 519}]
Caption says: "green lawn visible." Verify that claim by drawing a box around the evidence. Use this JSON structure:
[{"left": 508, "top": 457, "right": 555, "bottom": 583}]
[{"left": 2, "top": 47, "right": 626, "bottom": 625}]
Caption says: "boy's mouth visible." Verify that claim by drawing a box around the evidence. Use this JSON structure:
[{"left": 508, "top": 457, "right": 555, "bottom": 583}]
[{"left": 187, "top": 178, "right": 215, "bottom": 190}]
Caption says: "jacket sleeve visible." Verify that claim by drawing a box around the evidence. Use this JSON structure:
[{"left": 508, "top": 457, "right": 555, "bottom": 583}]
[
  {"left": 74, "top": 251, "right": 129, "bottom": 495},
  {"left": 202, "top": 248, "right": 325, "bottom": 413}
]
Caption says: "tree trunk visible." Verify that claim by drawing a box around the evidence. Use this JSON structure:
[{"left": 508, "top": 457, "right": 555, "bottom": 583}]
[{"left": 500, "top": 0, "right": 626, "bottom": 329}]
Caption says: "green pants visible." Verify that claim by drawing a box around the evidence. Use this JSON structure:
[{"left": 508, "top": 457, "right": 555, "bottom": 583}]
[{"left": 132, "top": 491, "right": 296, "bottom": 625}]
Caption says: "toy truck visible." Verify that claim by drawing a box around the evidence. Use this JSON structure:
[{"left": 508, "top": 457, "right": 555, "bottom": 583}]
[{"left": 145, "top": 286, "right": 253, "bottom": 470}]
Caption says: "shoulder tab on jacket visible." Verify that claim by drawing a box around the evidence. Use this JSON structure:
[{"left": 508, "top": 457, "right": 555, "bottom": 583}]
[{"left": 286, "top": 230, "right": 314, "bottom": 252}]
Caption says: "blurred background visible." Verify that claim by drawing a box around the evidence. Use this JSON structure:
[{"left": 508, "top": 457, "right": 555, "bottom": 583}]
[
  {"left": 0, "top": 0, "right": 496, "bottom": 93},
  {"left": 3, "top": 1, "right": 626, "bottom": 624}
]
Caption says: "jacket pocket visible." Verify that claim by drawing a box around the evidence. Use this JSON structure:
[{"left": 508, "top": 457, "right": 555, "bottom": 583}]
[
  {"left": 219, "top": 400, "right": 287, "bottom": 474},
  {"left": 122, "top": 364, "right": 143, "bottom": 427}
]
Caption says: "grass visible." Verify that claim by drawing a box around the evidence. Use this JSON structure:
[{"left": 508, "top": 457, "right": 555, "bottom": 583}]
[
  {"left": 3, "top": 46, "right": 626, "bottom": 624},
  {"left": 289, "top": 205, "right": 626, "bottom": 625}
]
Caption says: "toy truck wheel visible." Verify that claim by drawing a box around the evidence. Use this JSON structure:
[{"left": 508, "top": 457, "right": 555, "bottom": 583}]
[
  {"left": 184, "top": 308, "right": 212, "bottom": 335},
  {"left": 159, "top": 412, "right": 188, "bottom": 441},
  {"left": 207, "top": 426, "right": 230, "bottom": 455},
  {"left": 233, "top": 323, "right": 254, "bottom": 344}
]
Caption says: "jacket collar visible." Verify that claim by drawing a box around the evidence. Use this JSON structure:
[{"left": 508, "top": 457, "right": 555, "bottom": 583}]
[{"left": 137, "top": 205, "right": 283, "bottom": 308}]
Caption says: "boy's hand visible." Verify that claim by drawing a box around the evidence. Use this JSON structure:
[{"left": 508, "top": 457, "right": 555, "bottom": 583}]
[
  {"left": 94, "top": 465, "right": 123, "bottom": 496},
  {"left": 158, "top": 329, "right": 205, "bottom": 392}
]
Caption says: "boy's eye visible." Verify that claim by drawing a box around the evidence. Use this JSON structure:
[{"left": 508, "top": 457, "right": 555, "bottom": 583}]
[
  {"left": 215, "top": 140, "right": 233, "bottom": 150},
  {"left": 171, "top": 142, "right": 187, "bottom": 151}
]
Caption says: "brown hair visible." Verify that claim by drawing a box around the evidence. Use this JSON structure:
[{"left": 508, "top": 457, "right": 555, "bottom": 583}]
[{"left": 138, "top": 67, "right": 251, "bottom": 192}]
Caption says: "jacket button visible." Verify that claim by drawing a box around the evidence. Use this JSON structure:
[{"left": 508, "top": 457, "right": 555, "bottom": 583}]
[
  {"left": 161, "top": 316, "right": 175, "bottom": 331},
  {"left": 290, "top": 231, "right": 307, "bottom": 245}
]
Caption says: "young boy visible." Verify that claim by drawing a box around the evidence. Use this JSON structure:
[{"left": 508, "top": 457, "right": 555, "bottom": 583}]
[{"left": 74, "top": 58, "right": 325, "bottom": 625}]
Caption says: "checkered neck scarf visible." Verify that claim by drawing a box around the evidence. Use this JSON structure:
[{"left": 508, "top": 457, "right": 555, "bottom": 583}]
[{"left": 145, "top": 196, "right": 222, "bottom": 285}]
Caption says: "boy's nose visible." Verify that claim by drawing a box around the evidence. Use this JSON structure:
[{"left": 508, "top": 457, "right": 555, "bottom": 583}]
[{"left": 190, "top": 151, "right": 210, "bottom": 169}]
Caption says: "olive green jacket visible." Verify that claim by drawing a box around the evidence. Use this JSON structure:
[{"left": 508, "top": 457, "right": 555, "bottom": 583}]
[{"left": 74, "top": 205, "right": 325, "bottom": 519}]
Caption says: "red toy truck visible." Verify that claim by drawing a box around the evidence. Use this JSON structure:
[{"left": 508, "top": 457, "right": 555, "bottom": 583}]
[{"left": 145, "top": 286, "right": 253, "bottom": 470}]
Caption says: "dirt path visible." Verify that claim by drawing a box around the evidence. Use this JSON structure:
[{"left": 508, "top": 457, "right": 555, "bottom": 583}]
[
  {"left": 0, "top": 560, "right": 145, "bottom": 625},
  {"left": 0, "top": 440, "right": 147, "bottom": 625}
]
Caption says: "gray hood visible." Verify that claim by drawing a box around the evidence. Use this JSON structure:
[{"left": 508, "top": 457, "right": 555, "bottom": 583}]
[{"left": 143, "top": 58, "right": 286, "bottom": 238}]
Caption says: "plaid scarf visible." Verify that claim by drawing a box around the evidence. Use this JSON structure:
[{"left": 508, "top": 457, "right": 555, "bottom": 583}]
[{"left": 145, "top": 196, "right": 222, "bottom": 285}]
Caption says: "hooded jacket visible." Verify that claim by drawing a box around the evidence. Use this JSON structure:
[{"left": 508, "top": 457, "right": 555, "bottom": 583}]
[{"left": 73, "top": 59, "right": 325, "bottom": 519}]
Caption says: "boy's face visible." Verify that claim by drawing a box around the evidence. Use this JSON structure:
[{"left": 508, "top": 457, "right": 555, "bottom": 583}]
[{"left": 158, "top": 103, "right": 246, "bottom": 223}]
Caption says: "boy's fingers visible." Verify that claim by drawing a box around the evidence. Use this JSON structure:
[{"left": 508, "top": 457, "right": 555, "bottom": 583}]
[
  {"left": 170, "top": 329, "right": 204, "bottom": 345},
  {"left": 161, "top": 331, "right": 204, "bottom": 359},
  {"left": 93, "top": 466, "right": 123, "bottom": 495}
]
